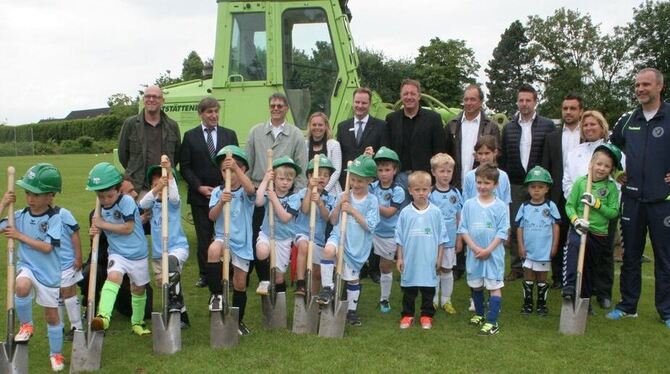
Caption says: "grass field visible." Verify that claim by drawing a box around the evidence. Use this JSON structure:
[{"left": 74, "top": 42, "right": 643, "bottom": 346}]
[{"left": 0, "top": 154, "right": 668, "bottom": 373}]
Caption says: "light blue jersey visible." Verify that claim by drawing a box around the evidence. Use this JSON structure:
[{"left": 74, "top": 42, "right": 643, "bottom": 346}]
[
  {"left": 1, "top": 207, "right": 62, "bottom": 288},
  {"left": 210, "top": 186, "right": 255, "bottom": 260},
  {"left": 328, "top": 192, "right": 379, "bottom": 271},
  {"left": 457, "top": 197, "right": 510, "bottom": 282},
  {"left": 294, "top": 188, "right": 335, "bottom": 247},
  {"left": 143, "top": 194, "right": 190, "bottom": 260},
  {"left": 429, "top": 186, "right": 462, "bottom": 248},
  {"left": 369, "top": 181, "right": 405, "bottom": 238},
  {"left": 514, "top": 200, "right": 560, "bottom": 262},
  {"left": 54, "top": 206, "right": 79, "bottom": 270},
  {"left": 100, "top": 194, "right": 148, "bottom": 261},
  {"left": 462, "top": 167, "right": 511, "bottom": 204},
  {"left": 395, "top": 203, "right": 448, "bottom": 287},
  {"left": 260, "top": 192, "right": 301, "bottom": 241}
]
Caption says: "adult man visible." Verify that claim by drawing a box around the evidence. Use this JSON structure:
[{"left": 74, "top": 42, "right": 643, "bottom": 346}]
[
  {"left": 608, "top": 68, "right": 670, "bottom": 327},
  {"left": 541, "top": 93, "right": 584, "bottom": 289},
  {"left": 500, "top": 84, "right": 555, "bottom": 281},
  {"left": 118, "top": 85, "right": 181, "bottom": 193},
  {"left": 180, "top": 97, "right": 239, "bottom": 288}
]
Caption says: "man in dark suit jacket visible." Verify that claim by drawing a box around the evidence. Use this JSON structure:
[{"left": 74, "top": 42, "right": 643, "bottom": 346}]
[{"left": 180, "top": 97, "right": 239, "bottom": 288}]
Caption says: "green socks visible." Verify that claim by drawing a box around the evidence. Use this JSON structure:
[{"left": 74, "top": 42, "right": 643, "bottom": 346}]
[
  {"left": 131, "top": 291, "right": 147, "bottom": 326},
  {"left": 98, "top": 281, "right": 120, "bottom": 319}
]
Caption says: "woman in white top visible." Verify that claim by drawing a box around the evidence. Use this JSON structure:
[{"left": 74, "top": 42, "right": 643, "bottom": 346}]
[
  {"left": 305, "top": 112, "right": 342, "bottom": 196},
  {"left": 562, "top": 110, "right": 609, "bottom": 198}
]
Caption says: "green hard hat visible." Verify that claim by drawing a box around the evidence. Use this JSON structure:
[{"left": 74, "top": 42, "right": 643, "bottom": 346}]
[
  {"left": 594, "top": 143, "right": 623, "bottom": 170},
  {"left": 346, "top": 155, "right": 377, "bottom": 178},
  {"left": 373, "top": 146, "right": 400, "bottom": 164},
  {"left": 272, "top": 156, "right": 302, "bottom": 175},
  {"left": 524, "top": 165, "right": 553, "bottom": 186},
  {"left": 214, "top": 145, "right": 249, "bottom": 168},
  {"left": 86, "top": 162, "right": 123, "bottom": 191},
  {"left": 16, "top": 163, "right": 62, "bottom": 194},
  {"left": 306, "top": 154, "right": 335, "bottom": 174},
  {"left": 145, "top": 165, "right": 178, "bottom": 184}
]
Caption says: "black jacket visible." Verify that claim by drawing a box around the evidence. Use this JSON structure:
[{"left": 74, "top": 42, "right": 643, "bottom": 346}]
[
  {"left": 500, "top": 114, "right": 555, "bottom": 185},
  {"left": 541, "top": 124, "right": 568, "bottom": 220},
  {"left": 385, "top": 108, "right": 447, "bottom": 173},
  {"left": 336, "top": 115, "right": 388, "bottom": 186}
]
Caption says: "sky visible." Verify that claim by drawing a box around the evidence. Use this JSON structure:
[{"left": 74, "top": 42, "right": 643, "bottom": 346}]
[{"left": 0, "top": 0, "right": 638, "bottom": 125}]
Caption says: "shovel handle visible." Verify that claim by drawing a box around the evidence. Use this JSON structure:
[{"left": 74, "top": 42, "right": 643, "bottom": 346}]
[
  {"left": 222, "top": 152, "right": 232, "bottom": 284},
  {"left": 87, "top": 198, "right": 102, "bottom": 330},
  {"left": 161, "top": 155, "right": 169, "bottom": 287},
  {"left": 306, "top": 155, "right": 320, "bottom": 272},
  {"left": 336, "top": 161, "right": 353, "bottom": 277},
  {"left": 266, "top": 149, "right": 276, "bottom": 271},
  {"left": 6, "top": 166, "right": 15, "bottom": 311},
  {"left": 575, "top": 164, "right": 593, "bottom": 295}
]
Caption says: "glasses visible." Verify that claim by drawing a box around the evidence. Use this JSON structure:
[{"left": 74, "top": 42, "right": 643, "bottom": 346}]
[
  {"left": 270, "top": 104, "right": 285, "bottom": 109},
  {"left": 144, "top": 94, "right": 163, "bottom": 100}
]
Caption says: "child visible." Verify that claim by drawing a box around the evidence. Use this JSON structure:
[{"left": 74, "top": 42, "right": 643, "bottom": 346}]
[
  {"left": 562, "top": 144, "right": 621, "bottom": 312},
  {"left": 369, "top": 147, "right": 405, "bottom": 313},
  {"left": 515, "top": 166, "right": 560, "bottom": 316},
  {"left": 457, "top": 163, "right": 510, "bottom": 335},
  {"left": 294, "top": 155, "right": 336, "bottom": 295},
  {"left": 0, "top": 163, "right": 65, "bottom": 371},
  {"left": 316, "top": 155, "right": 379, "bottom": 327},
  {"left": 396, "top": 171, "right": 447, "bottom": 329},
  {"left": 461, "top": 135, "right": 511, "bottom": 203},
  {"left": 255, "top": 156, "right": 302, "bottom": 295},
  {"left": 429, "top": 153, "right": 463, "bottom": 314},
  {"left": 87, "top": 162, "right": 151, "bottom": 337},
  {"left": 206, "top": 145, "right": 256, "bottom": 336},
  {"left": 139, "top": 158, "right": 191, "bottom": 328}
]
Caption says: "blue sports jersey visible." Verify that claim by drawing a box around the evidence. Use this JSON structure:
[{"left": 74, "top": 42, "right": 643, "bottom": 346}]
[
  {"left": 395, "top": 203, "right": 448, "bottom": 287},
  {"left": 328, "top": 191, "right": 379, "bottom": 271},
  {"left": 54, "top": 206, "right": 80, "bottom": 270},
  {"left": 457, "top": 197, "right": 510, "bottom": 282},
  {"left": 462, "top": 167, "right": 512, "bottom": 204},
  {"left": 369, "top": 181, "right": 405, "bottom": 238},
  {"left": 260, "top": 192, "right": 301, "bottom": 241},
  {"left": 514, "top": 199, "right": 560, "bottom": 262},
  {"left": 1, "top": 207, "right": 62, "bottom": 288},
  {"left": 144, "top": 194, "right": 190, "bottom": 260},
  {"left": 210, "top": 186, "right": 255, "bottom": 260},
  {"left": 429, "top": 186, "right": 462, "bottom": 248},
  {"left": 100, "top": 194, "right": 148, "bottom": 260},
  {"left": 294, "top": 188, "right": 335, "bottom": 247}
]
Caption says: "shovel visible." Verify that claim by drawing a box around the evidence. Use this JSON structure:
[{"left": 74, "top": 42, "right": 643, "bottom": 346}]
[
  {"left": 70, "top": 198, "right": 105, "bottom": 372},
  {"left": 559, "top": 167, "right": 593, "bottom": 335},
  {"left": 261, "top": 150, "right": 287, "bottom": 329},
  {"left": 152, "top": 155, "right": 181, "bottom": 354},
  {"left": 318, "top": 161, "right": 350, "bottom": 339},
  {"left": 292, "top": 155, "right": 321, "bottom": 334},
  {"left": 211, "top": 151, "right": 240, "bottom": 348},
  {"left": 0, "top": 166, "right": 29, "bottom": 374}
]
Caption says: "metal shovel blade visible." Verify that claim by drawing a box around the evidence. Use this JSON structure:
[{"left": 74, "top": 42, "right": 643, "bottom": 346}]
[
  {"left": 70, "top": 330, "right": 104, "bottom": 373},
  {"left": 292, "top": 296, "right": 320, "bottom": 334},
  {"left": 210, "top": 308, "right": 239, "bottom": 348},
  {"left": 0, "top": 342, "right": 28, "bottom": 374},
  {"left": 261, "top": 292, "right": 287, "bottom": 329},
  {"left": 152, "top": 311, "right": 181, "bottom": 354},
  {"left": 559, "top": 297, "right": 589, "bottom": 335},
  {"left": 318, "top": 300, "right": 348, "bottom": 338}
]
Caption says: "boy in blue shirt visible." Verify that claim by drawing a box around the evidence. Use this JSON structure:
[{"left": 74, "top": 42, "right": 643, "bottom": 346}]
[
  {"left": 458, "top": 164, "right": 510, "bottom": 335},
  {"left": 1, "top": 163, "right": 65, "bottom": 371},
  {"left": 515, "top": 166, "right": 560, "bottom": 316},
  {"left": 206, "top": 145, "right": 256, "bottom": 336},
  {"left": 396, "top": 171, "right": 447, "bottom": 330},
  {"left": 316, "top": 155, "right": 380, "bottom": 327}
]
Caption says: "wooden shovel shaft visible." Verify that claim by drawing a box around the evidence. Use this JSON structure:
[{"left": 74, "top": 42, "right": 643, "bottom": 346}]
[
  {"left": 87, "top": 198, "right": 102, "bottom": 333},
  {"left": 222, "top": 152, "right": 232, "bottom": 291},
  {"left": 336, "top": 161, "right": 353, "bottom": 276},
  {"left": 575, "top": 166, "right": 593, "bottom": 297},
  {"left": 161, "top": 155, "right": 169, "bottom": 288},
  {"left": 306, "top": 155, "right": 320, "bottom": 272},
  {"left": 267, "top": 150, "right": 275, "bottom": 270},
  {"left": 6, "top": 166, "right": 15, "bottom": 311}
]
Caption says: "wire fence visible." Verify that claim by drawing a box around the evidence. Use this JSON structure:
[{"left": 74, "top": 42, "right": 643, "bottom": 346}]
[{"left": 0, "top": 126, "right": 35, "bottom": 157}]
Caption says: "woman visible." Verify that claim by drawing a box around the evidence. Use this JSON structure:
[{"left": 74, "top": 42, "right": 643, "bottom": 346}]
[{"left": 305, "top": 112, "right": 342, "bottom": 195}]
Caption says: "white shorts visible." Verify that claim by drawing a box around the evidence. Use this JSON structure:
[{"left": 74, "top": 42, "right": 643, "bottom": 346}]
[
  {"left": 257, "top": 232, "right": 291, "bottom": 273},
  {"left": 341, "top": 261, "right": 359, "bottom": 282},
  {"left": 16, "top": 267, "right": 59, "bottom": 308},
  {"left": 151, "top": 248, "right": 189, "bottom": 277},
  {"left": 523, "top": 259, "right": 551, "bottom": 272},
  {"left": 440, "top": 247, "right": 456, "bottom": 269},
  {"left": 213, "top": 239, "right": 251, "bottom": 272},
  {"left": 467, "top": 277, "right": 504, "bottom": 291},
  {"left": 295, "top": 234, "right": 324, "bottom": 265},
  {"left": 373, "top": 235, "right": 397, "bottom": 261},
  {"left": 107, "top": 254, "right": 150, "bottom": 287},
  {"left": 60, "top": 266, "right": 84, "bottom": 288}
]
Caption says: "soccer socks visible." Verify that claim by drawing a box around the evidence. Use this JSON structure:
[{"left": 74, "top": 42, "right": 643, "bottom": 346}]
[
  {"left": 98, "top": 281, "right": 120, "bottom": 319},
  {"left": 275, "top": 282, "right": 286, "bottom": 293},
  {"left": 131, "top": 292, "right": 147, "bottom": 326},
  {"left": 64, "top": 295, "right": 83, "bottom": 330},
  {"left": 15, "top": 294, "right": 33, "bottom": 324},
  {"left": 206, "top": 262, "right": 223, "bottom": 295},
  {"left": 380, "top": 272, "right": 392, "bottom": 301},
  {"left": 440, "top": 272, "right": 454, "bottom": 304},
  {"left": 537, "top": 282, "right": 549, "bottom": 307},
  {"left": 320, "top": 260, "right": 334, "bottom": 289},
  {"left": 347, "top": 283, "right": 361, "bottom": 311},
  {"left": 522, "top": 281, "right": 534, "bottom": 307},
  {"left": 487, "top": 296, "right": 502, "bottom": 324},
  {"left": 47, "top": 322, "right": 64, "bottom": 355},
  {"left": 472, "top": 289, "right": 485, "bottom": 316},
  {"left": 57, "top": 297, "right": 65, "bottom": 325},
  {"left": 233, "top": 290, "right": 247, "bottom": 322}
]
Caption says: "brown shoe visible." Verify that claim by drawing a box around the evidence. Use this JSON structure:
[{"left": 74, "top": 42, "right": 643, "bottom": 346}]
[{"left": 504, "top": 271, "right": 522, "bottom": 281}]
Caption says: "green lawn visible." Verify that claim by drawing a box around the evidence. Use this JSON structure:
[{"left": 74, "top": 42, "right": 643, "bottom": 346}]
[{"left": 0, "top": 154, "right": 668, "bottom": 373}]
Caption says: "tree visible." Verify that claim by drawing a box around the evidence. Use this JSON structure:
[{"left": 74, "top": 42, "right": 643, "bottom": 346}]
[
  {"left": 486, "top": 20, "right": 541, "bottom": 116},
  {"left": 414, "top": 38, "right": 480, "bottom": 107},
  {"left": 181, "top": 50, "right": 204, "bottom": 81},
  {"left": 154, "top": 69, "right": 181, "bottom": 87},
  {"left": 107, "top": 93, "right": 138, "bottom": 118},
  {"left": 357, "top": 48, "right": 415, "bottom": 103}
]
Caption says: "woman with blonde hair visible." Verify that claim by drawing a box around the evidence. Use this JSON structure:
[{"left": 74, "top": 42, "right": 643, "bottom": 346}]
[{"left": 305, "top": 112, "right": 342, "bottom": 195}]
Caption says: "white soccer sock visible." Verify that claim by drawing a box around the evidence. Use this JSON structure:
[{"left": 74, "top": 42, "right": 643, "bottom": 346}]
[
  {"left": 320, "top": 260, "right": 334, "bottom": 289},
  {"left": 64, "top": 296, "right": 83, "bottom": 330},
  {"left": 58, "top": 297, "right": 65, "bottom": 324},
  {"left": 347, "top": 283, "right": 361, "bottom": 311},
  {"left": 441, "top": 272, "right": 454, "bottom": 304},
  {"left": 380, "top": 272, "right": 392, "bottom": 301}
]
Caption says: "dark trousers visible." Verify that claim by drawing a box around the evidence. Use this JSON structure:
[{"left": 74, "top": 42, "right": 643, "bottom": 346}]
[
  {"left": 551, "top": 219, "right": 569, "bottom": 284},
  {"left": 591, "top": 219, "right": 616, "bottom": 300},
  {"left": 401, "top": 286, "right": 436, "bottom": 317},
  {"left": 617, "top": 197, "right": 670, "bottom": 319},
  {"left": 191, "top": 204, "right": 214, "bottom": 279},
  {"left": 508, "top": 184, "right": 528, "bottom": 273},
  {"left": 563, "top": 228, "right": 609, "bottom": 299}
]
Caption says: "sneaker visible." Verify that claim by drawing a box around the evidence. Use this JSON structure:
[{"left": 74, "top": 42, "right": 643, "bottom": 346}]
[
  {"left": 469, "top": 315, "right": 485, "bottom": 326},
  {"left": 14, "top": 323, "right": 34, "bottom": 342},
  {"left": 168, "top": 299, "right": 184, "bottom": 313},
  {"left": 399, "top": 316, "right": 414, "bottom": 329},
  {"left": 379, "top": 299, "right": 391, "bottom": 313},
  {"left": 294, "top": 284, "right": 306, "bottom": 296},
  {"left": 347, "top": 310, "right": 362, "bottom": 326},
  {"left": 131, "top": 323, "right": 151, "bottom": 336},
  {"left": 521, "top": 304, "right": 533, "bottom": 315},
  {"left": 606, "top": 309, "right": 638, "bottom": 320},
  {"left": 91, "top": 315, "right": 109, "bottom": 331},
  {"left": 468, "top": 298, "right": 475, "bottom": 312},
  {"left": 238, "top": 321, "right": 251, "bottom": 336},
  {"left": 478, "top": 322, "right": 500, "bottom": 336},
  {"left": 316, "top": 286, "right": 334, "bottom": 305},
  {"left": 442, "top": 302, "right": 456, "bottom": 315},
  {"left": 420, "top": 316, "right": 433, "bottom": 329},
  {"left": 209, "top": 294, "right": 223, "bottom": 312},
  {"left": 256, "top": 281, "right": 270, "bottom": 296},
  {"left": 64, "top": 327, "right": 77, "bottom": 342},
  {"left": 536, "top": 305, "right": 548, "bottom": 316},
  {"left": 50, "top": 353, "right": 65, "bottom": 371}
]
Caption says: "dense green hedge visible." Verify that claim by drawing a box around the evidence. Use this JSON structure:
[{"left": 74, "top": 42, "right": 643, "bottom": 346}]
[
  {"left": 0, "top": 137, "right": 118, "bottom": 157},
  {"left": 0, "top": 115, "right": 124, "bottom": 143}
]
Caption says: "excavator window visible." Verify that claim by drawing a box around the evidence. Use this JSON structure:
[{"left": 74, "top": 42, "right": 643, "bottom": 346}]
[{"left": 229, "top": 12, "right": 267, "bottom": 82}]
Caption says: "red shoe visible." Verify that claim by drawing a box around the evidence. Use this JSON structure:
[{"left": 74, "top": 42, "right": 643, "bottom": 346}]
[
  {"left": 420, "top": 316, "right": 433, "bottom": 329},
  {"left": 14, "top": 323, "right": 34, "bottom": 343},
  {"left": 50, "top": 353, "right": 65, "bottom": 371},
  {"left": 399, "top": 316, "right": 414, "bottom": 329}
]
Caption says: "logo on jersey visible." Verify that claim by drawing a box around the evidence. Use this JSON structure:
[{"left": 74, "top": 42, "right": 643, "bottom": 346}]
[
  {"left": 113, "top": 210, "right": 122, "bottom": 220},
  {"left": 597, "top": 188, "right": 608, "bottom": 198},
  {"left": 653, "top": 127, "right": 664, "bottom": 138},
  {"left": 449, "top": 195, "right": 457, "bottom": 204},
  {"left": 39, "top": 222, "right": 48, "bottom": 233},
  {"left": 664, "top": 216, "right": 670, "bottom": 228},
  {"left": 384, "top": 193, "right": 391, "bottom": 201},
  {"left": 542, "top": 208, "right": 550, "bottom": 217},
  {"left": 424, "top": 227, "right": 432, "bottom": 235}
]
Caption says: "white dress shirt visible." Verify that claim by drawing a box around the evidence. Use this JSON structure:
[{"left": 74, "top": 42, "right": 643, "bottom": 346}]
[
  {"left": 460, "top": 113, "right": 480, "bottom": 185},
  {"left": 561, "top": 124, "right": 581, "bottom": 166},
  {"left": 519, "top": 113, "right": 536, "bottom": 171},
  {"left": 201, "top": 124, "right": 217, "bottom": 145}
]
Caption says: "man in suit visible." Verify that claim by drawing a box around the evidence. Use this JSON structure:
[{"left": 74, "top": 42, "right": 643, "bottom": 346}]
[
  {"left": 541, "top": 94, "right": 583, "bottom": 289},
  {"left": 180, "top": 97, "right": 239, "bottom": 288}
]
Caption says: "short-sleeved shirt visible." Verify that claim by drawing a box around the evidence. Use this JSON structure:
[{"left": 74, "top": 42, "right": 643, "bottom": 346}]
[
  {"left": 514, "top": 200, "right": 561, "bottom": 262},
  {"left": 462, "top": 167, "right": 512, "bottom": 204},
  {"left": 146, "top": 198, "right": 189, "bottom": 260},
  {"left": 54, "top": 206, "right": 80, "bottom": 270},
  {"left": 395, "top": 203, "right": 448, "bottom": 287},
  {"left": 429, "top": 186, "right": 463, "bottom": 248},
  {"left": 209, "top": 186, "right": 255, "bottom": 260},
  {"left": 260, "top": 192, "right": 301, "bottom": 241},
  {"left": 369, "top": 181, "right": 405, "bottom": 238},
  {"left": 294, "top": 188, "right": 335, "bottom": 247},
  {"left": 100, "top": 194, "right": 148, "bottom": 260},
  {"left": 457, "top": 197, "right": 510, "bottom": 281},
  {"left": 328, "top": 192, "right": 379, "bottom": 271}
]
